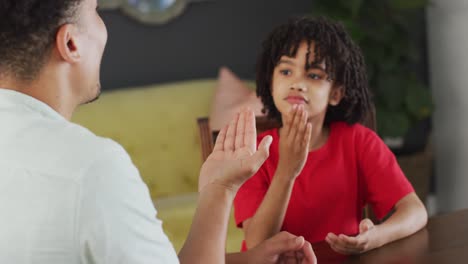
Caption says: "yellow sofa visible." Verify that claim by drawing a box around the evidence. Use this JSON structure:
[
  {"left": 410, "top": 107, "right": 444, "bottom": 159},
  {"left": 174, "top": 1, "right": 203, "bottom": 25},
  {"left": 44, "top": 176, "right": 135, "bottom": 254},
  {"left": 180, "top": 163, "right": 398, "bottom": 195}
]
[{"left": 72, "top": 79, "right": 244, "bottom": 252}]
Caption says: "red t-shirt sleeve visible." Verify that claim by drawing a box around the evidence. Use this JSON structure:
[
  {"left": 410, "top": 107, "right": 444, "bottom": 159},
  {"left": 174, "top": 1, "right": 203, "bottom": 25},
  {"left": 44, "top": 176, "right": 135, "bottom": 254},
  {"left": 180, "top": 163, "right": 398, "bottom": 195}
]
[
  {"left": 233, "top": 151, "right": 270, "bottom": 228},
  {"left": 357, "top": 128, "right": 414, "bottom": 220}
]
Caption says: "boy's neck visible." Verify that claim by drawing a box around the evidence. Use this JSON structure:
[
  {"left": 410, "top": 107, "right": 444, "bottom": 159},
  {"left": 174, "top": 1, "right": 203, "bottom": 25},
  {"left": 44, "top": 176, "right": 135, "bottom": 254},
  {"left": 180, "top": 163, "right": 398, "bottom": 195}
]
[{"left": 308, "top": 123, "right": 329, "bottom": 151}]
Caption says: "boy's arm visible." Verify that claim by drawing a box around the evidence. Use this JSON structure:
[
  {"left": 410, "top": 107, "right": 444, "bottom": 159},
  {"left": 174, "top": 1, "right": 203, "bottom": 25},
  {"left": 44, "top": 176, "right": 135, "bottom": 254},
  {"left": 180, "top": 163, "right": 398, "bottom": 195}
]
[
  {"left": 326, "top": 192, "right": 427, "bottom": 254},
  {"left": 372, "top": 192, "right": 427, "bottom": 247},
  {"left": 243, "top": 169, "right": 296, "bottom": 248},
  {"left": 243, "top": 105, "right": 311, "bottom": 249},
  {"left": 326, "top": 125, "right": 427, "bottom": 255}
]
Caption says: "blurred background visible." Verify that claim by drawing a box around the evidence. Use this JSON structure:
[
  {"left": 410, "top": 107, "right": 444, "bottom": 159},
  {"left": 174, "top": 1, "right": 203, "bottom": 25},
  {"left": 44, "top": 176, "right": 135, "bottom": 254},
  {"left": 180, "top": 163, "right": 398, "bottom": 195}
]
[{"left": 72, "top": 0, "right": 468, "bottom": 251}]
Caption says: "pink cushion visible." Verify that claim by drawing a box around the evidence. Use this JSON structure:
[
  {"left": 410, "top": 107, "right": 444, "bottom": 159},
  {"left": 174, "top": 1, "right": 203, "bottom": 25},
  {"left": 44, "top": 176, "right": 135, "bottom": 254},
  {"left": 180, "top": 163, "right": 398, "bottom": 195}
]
[{"left": 209, "top": 67, "right": 265, "bottom": 131}]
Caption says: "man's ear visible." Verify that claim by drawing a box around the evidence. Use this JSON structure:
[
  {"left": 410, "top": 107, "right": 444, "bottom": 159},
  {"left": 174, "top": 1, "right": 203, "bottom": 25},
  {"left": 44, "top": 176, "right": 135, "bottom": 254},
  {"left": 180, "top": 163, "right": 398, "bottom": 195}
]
[
  {"left": 55, "top": 24, "right": 80, "bottom": 63},
  {"left": 329, "top": 85, "right": 344, "bottom": 106}
]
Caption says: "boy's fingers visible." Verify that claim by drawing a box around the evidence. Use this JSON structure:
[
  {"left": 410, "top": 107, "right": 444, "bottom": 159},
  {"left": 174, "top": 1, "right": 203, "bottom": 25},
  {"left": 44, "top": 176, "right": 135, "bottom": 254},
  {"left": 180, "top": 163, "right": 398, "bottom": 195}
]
[
  {"left": 329, "top": 242, "right": 351, "bottom": 255},
  {"left": 282, "top": 105, "right": 294, "bottom": 131},
  {"left": 286, "top": 105, "right": 299, "bottom": 137},
  {"left": 359, "top": 218, "right": 374, "bottom": 233},
  {"left": 289, "top": 105, "right": 303, "bottom": 142},
  {"left": 329, "top": 237, "right": 357, "bottom": 254},
  {"left": 303, "top": 123, "right": 312, "bottom": 147},
  {"left": 295, "top": 108, "right": 308, "bottom": 146},
  {"left": 326, "top": 233, "right": 358, "bottom": 254},
  {"left": 339, "top": 234, "right": 359, "bottom": 247}
]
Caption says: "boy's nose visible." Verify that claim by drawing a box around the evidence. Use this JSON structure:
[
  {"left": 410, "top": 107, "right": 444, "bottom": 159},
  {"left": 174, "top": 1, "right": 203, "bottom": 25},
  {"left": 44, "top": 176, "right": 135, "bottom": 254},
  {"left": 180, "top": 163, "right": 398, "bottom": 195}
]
[{"left": 290, "top": 82, "right": 308, "bottom": 92}]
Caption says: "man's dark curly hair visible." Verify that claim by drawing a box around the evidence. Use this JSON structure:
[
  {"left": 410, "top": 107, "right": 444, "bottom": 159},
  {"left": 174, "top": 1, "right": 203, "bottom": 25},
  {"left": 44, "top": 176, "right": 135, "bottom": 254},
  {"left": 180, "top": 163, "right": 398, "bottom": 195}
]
[
  {"left": 256, "top": 16, "right": 373, "bottom": 126},
  {"left": 0, "top": 0, "right": 82, "bottom": 81}
]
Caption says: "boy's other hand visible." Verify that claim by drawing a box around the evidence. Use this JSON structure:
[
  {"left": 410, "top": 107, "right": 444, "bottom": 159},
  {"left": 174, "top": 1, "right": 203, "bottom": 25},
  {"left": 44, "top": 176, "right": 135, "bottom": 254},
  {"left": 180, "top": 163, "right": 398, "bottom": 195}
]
[
  {"left": 198, "top": 108, "right": 272, "bottom": 193},
  {"left": 325, "top": 218, "right": 380, "bottom": 255},
  {"left": 277, "top": 104, "right": 312, "bottom": 180}
]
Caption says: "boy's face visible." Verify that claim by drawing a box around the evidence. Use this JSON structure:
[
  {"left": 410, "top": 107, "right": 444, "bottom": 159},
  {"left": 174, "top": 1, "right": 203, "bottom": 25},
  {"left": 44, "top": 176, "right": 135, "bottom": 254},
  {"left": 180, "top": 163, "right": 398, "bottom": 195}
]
[{"left": 271, "top": 41, "right": 342, "bottom": 122}]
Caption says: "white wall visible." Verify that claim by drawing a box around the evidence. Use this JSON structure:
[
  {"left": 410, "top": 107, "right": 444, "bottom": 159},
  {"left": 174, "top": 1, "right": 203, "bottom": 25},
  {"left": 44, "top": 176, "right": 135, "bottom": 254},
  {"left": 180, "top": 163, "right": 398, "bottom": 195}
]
[{"left": 427, "top": 0, "right": 468, "bottom": 212}]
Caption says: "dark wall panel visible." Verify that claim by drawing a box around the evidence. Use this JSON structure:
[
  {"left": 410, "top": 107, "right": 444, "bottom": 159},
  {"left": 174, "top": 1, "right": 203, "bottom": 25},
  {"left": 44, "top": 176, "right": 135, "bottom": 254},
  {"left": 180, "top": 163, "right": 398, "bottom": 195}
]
[{"left": 100, "top": 0, "right": 313, "bottom": 90}]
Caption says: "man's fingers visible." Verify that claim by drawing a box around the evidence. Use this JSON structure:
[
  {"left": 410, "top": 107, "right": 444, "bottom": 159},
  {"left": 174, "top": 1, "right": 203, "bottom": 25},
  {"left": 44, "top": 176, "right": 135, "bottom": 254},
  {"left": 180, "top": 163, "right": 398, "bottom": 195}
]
[
  {"left": 224, "top": 113, "right": 239, "bottom": 151},
  {"left": 235, "top": 109, "right": 246, "bottom": 150},
  {"left": 244, "top": 109, "right": 256, "bottom": 154},
  {"left": 213, "top": 125, "right": 227, "bottom": 152},
  {"left": 265, "top": 232, "right": 305, "bottom": 254},
  {"left": 245, "top": 135, "right": 272, "bottom": 173},
  {"left": 302, "top": 241, "right": 317, "bottom": 264}
]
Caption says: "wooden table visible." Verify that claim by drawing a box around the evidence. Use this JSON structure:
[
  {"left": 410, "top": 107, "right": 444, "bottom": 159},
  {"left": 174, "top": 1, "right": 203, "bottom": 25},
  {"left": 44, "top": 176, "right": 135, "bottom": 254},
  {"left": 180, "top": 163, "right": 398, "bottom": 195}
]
[{"left": 312, "top": 209, "right": 468, "bottom": 263}]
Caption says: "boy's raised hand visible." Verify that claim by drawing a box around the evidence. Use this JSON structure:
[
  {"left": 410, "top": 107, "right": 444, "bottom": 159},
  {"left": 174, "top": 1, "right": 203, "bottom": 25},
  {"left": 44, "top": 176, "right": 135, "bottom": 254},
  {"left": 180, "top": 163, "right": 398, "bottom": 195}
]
[
  {"left": 325, "top": 218, "right": 380, "bottom": 255},
  {"left": 277, "top": 104, "right": 312, "bottom": 180},
  {"left": 198, "top": 108, "right": 273, "bottom": 192}
]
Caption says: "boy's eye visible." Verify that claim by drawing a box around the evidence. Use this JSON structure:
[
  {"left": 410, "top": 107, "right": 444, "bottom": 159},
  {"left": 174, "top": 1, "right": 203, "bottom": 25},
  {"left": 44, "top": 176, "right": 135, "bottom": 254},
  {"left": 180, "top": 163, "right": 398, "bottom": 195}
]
[
  {"left": 308, "top": 73, "right": 323, "bottom": 80},
  {"left": 279, "top": 69, "right": 291, "bottom": 76}
]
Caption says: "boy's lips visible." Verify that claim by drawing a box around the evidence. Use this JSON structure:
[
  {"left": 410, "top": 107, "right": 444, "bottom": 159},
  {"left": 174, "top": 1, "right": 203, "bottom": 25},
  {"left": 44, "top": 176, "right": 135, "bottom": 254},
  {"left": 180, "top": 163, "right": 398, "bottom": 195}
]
[{"left": 285, "top": 96, "right": 308, "bottom": 104}]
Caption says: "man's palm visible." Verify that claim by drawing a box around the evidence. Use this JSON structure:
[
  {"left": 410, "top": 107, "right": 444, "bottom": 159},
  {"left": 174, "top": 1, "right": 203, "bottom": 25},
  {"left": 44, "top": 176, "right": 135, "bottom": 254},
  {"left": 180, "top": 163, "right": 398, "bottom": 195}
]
[{"left": 198, "top": 109, "right": 271, "bottom": 192}]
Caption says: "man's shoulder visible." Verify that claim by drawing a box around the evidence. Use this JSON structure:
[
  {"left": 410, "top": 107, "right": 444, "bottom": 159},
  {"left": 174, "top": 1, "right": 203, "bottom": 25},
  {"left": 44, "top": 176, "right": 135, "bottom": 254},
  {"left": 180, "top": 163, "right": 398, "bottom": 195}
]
[
  {"left": 64, "top": 122, "right": 125, "bottom": 156},
  {"left": 37, "top": 120, "right": 131, "bottom": 179}
]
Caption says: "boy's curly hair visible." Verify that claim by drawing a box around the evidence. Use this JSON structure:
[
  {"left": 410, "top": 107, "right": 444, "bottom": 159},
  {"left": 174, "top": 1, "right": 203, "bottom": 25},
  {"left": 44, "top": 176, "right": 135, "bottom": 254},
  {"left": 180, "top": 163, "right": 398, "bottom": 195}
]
[
  {"left": 256, "top": 16, "right": 373, "bottom": 126},
  {"left": 0, "top": 0, "right": 82, "bottom": 81}
]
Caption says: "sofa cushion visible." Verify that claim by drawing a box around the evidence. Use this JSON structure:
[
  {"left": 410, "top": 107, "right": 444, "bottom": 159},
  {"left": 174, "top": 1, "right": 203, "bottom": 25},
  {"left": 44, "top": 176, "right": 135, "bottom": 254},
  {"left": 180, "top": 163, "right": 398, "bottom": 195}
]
[
  {"left": 209, "top": 67, "right": 265, "bottom": 131},
  {"left": 72, "top": 79, "right": 215, "bottom": 199},
  {"left": 155, "top": 193, "right": 243, "bottom": 252}
]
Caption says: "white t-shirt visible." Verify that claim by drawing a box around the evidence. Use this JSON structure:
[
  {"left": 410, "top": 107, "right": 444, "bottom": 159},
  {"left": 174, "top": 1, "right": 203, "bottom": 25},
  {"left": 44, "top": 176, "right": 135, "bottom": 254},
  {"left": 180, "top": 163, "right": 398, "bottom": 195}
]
[{"left": 0, "top": 89, "right": 179, "bottom": 264}]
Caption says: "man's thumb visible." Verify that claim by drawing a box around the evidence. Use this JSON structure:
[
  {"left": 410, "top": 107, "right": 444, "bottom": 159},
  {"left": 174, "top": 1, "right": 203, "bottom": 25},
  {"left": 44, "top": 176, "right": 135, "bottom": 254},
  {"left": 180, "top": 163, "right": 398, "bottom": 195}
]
[
  {"left": 266, "top": 232, "right": 304, "bottom": 254},
  {"left": 258, "top": 135, "right": 272, "bottom": 154},
  {"left": 248, "top": 135, "right": 272, "bottom": 169}
]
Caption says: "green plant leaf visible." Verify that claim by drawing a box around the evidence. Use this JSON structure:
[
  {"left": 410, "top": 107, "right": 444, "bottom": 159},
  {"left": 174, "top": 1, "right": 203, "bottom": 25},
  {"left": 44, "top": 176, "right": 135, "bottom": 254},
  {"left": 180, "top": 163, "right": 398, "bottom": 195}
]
[
  {"left": 376, "top": 108, "right": 411, "bottom": 137},
  {"left": 389, "top": 0, "right": 428, "bottom": 10},
  {"left": 313, "top": 1, "right": 350, "bottom": 20},
  {"left": 405, "top": 83, "right": 433, "bottom": 119},
  {"left": 376, "top": 74, "right": 406, "bottom": 111},
  {"left": 313, "top": 0, "right": 433, "bottom": 138},
  {"left": 346, "top": 0, "right": 364, "bottom": 19},
  {"left": 340, "top": 19, "right": 365, "bottom": 42}
]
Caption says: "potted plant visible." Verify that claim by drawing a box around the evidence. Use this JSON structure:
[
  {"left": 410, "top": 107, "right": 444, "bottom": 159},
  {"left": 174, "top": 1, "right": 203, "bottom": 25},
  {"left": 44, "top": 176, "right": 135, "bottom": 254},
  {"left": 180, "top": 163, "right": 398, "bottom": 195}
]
[{"left": 313, "top": 0, "right": 433, "bottom": 154}]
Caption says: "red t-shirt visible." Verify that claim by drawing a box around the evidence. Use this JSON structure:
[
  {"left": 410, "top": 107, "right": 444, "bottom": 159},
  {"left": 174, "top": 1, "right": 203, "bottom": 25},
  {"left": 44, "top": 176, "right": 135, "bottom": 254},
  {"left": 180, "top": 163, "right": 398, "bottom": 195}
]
[{"left": 233, "top": 122, "right": 414, "bottom": 250}]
